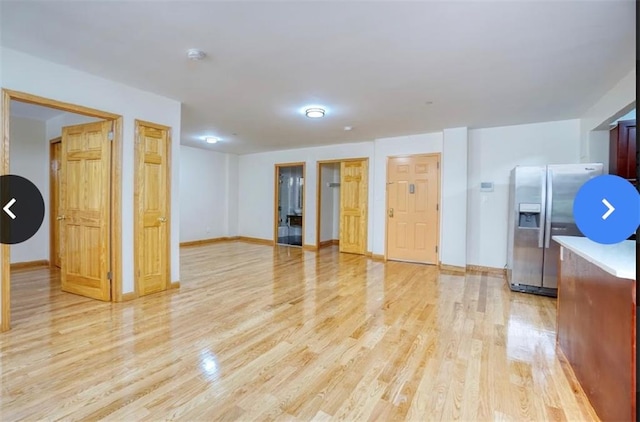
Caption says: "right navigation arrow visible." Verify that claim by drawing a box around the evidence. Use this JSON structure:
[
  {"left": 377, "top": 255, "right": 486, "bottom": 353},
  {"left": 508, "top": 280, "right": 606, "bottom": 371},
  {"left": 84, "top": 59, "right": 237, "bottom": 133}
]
[{"left": 601, "top": 198, "right": 615, "bottom": 220}]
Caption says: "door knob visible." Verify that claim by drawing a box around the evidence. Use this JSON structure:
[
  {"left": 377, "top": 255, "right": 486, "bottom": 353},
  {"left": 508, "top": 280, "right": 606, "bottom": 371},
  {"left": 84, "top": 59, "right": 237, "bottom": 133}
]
[
  {"left": 388, "top": 208, "right": 394, "bottom": 218},
  {"left": 158, "top": 217, "right": 167, "bottom": 223}
]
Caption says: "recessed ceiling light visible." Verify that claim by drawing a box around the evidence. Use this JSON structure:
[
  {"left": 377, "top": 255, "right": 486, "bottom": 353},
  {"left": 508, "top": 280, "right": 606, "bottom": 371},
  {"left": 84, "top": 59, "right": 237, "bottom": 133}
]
[
  {"left": 187, "top": 49, "right": 206, "bottom": 61},
  {"left": 305, "top": 107, "right": 325, "bottom": 118},
  {"left": 205, "top": 136, "right": 219, "bottom": 144},
  {"left": 344, "top": 126, "right": 353, "bottom": 131}
]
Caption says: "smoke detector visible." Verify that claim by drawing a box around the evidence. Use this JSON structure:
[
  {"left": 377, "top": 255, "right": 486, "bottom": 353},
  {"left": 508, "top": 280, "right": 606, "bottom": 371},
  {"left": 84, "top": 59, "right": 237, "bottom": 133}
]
[{"left": 187, "top": 49, "right": 206, "bottom": 61}]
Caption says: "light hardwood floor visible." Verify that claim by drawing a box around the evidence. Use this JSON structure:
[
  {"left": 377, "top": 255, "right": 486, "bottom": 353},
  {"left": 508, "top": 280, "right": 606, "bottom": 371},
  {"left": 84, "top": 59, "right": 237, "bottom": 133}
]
[{"left": 1, "top": 243, "right": 598, "bottom": 421}]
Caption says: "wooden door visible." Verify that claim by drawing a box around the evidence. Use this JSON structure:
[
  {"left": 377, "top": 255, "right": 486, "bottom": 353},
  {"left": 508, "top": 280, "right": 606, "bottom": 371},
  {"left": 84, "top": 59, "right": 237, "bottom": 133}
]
[
  {"left": 50, "top": 140, "right": 62, "bottom": 268},
  {"left": 60, "top": 121, "right": 111, "bottom": 301},
  {"left": 386, "top": 155, "right": 440, "bottom": 264},
  {"left": 609, "top": 119, "right": 637, "bottom": 181},
  {"left": 135, "top": 121, "right": 170, "bottom": 296},
  {"left": 339, "top": 160, "right": 368, "bottom": 254}
]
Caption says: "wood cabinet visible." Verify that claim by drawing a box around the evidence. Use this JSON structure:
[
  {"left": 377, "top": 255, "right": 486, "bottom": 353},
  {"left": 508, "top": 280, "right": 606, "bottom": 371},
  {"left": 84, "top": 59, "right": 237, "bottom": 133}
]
[
  {"left": 609, "top": 119, "right": 636, "bottom": 181},
  {"left": 557, "top": 247, "right": 636, "bottom": 421}
]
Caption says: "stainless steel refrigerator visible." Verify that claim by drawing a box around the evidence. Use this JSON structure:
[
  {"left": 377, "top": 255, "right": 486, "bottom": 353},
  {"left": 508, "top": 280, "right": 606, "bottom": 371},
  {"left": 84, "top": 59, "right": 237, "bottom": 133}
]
[{"left": 506, "top": 163, "right": 603, "bottom": 296}]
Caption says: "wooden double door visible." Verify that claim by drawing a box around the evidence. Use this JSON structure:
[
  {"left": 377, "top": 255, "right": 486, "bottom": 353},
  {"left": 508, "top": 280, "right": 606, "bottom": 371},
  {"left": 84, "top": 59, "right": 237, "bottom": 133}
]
[{"left": 50, "top": 120, "right": 171, "bottom": 301}]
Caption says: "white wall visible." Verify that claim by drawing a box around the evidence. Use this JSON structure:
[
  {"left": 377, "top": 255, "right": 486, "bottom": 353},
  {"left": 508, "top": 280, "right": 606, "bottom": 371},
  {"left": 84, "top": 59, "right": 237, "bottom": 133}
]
[
  {"left": 580, "top": 67, "right": 635, "bottom": 162},
  {"left": 238, "top": 142, "right": 375, "bottom": 248},
  {"left": 9, "top": 116, "right": 48, "bottom": 263},
  {"left": 441, "top": 127, "right": 468, "bottom": 268},
  {"left": 588, "top": 130, "right": 610, "bottom": 173},
  {"left": 225, "top": 153, "right": 240, "bottom": 237},
  {"left": 46, "top": 113, "right": 101, "bottom": 141},
  {"left": 466, "top": 119, "right": 581, "bottom": 268},
  {"left": 2, "top": 47, "right": 182, "bottom": 296},
  {"left": 614, "top": 108, "right": 636, "bottom": 123},
  {"left": 180, "top": 145, "right": 234, "bottom": 242}
]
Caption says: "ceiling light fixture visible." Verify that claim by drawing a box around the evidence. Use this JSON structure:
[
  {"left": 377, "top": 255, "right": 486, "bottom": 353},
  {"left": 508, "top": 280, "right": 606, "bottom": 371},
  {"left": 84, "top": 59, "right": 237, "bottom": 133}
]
[
  {"left": 205, "top": 136, "right": 219, "bottom": 144},
  {"left": 344, "top": 126, "right": 353, "bottom": 131},
  {"left": 187, "top": 49, "right": 207, "bottom": 61},
  {"left": 305, "top": 107, "right": 325, "bottom": 118}
]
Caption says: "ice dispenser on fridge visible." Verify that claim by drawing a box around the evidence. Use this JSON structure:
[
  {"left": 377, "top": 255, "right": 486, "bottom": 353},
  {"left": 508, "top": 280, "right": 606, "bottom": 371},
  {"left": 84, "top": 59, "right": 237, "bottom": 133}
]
[{"left": 518, "top": 203, "right": 541, "bottom": 228}]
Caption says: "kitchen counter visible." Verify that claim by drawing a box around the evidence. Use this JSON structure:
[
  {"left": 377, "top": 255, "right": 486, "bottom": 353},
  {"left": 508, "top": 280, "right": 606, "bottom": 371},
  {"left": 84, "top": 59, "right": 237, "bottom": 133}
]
[
  {"left": 552, "top": 235, "right": 635, "bottom": 280},
  {"left": 553, "top": 235, "right": 636, "bottom": 421}
]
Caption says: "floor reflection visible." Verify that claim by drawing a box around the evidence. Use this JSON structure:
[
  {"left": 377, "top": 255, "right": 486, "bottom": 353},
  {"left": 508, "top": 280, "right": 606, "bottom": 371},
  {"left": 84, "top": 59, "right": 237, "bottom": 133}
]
[{"left": 1, "top": 243, "right": 595, "bottom": 421}]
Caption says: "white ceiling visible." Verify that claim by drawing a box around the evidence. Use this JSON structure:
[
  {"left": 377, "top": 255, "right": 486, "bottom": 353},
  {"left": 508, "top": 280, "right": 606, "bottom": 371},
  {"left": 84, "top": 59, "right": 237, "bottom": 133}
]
[
  {"left": 1, "top": 1, "right": 635, "bottom": 154},
  {"left": 10, "top": 101, "right": 65, "bottom": 121}
]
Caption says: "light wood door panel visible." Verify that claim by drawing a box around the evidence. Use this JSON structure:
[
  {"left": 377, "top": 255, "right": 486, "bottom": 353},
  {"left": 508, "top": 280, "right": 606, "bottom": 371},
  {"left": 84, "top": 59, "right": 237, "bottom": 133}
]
[
  {"left": 339, "top": 160, "right": 368, "bottom": 255},
  {"left": 60, "top": 121, "right": 111, "bottom": 301},
  {"left": 387, "top": 155, "right": 439, "bottom": 264},
  {"left": 135, "top": 122, "right": 170, "bottom": 296},
  {"left": 50, "top": 141, "right": 62, "bottom": 268}
]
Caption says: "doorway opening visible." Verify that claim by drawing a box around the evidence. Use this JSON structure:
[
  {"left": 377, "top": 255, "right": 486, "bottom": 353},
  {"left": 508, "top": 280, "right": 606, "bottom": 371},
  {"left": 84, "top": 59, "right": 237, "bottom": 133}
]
[
  {"left": 317, "top": 162, "right": 341, "bottom": 249},
  {"left": 315, "top": 158, "right": 369, "bottom": 255},
  {"left": 274, "top": 163, "right": 305, "bottom": 247},
  {"left": 1, "top": 89, "right": 123, "bottom": 331}
]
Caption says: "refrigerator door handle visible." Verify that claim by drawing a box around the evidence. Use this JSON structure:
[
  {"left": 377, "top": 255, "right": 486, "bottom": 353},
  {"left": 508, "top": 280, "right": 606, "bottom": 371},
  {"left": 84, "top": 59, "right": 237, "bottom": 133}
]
[
  {"left": 538, "top": 168, "right": 546, "bottom": 248},
  {"left": 545, "top": 168, "right": 553, "bottom": 248}
]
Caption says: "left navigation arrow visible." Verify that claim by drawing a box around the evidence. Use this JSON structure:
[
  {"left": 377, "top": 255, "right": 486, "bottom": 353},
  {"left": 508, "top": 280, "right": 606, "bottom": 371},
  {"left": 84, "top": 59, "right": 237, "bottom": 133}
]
[
  {"left": 3, "top": 198, "right": 16, "bottom": 220},
  {"left": 0, "top": 175, "right": 45, "bottom": 244}
]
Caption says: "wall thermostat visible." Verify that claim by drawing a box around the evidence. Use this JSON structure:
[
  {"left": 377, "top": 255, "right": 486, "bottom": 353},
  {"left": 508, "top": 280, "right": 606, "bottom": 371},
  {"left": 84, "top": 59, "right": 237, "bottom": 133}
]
[{"left": 480, "top": 182, "right": 494, "bottom": 192}]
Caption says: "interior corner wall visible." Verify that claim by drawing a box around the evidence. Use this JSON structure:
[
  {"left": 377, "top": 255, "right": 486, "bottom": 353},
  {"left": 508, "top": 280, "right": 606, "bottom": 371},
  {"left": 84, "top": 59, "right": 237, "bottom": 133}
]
[
  {"left": 2, "top": 47, "right": 182, "bottom": 294},
  {"left": 226, "top": 153, "right": 240, "bottom": 237},
  {"left": 588, "top": 130, "right": 610, "bottom": 172},
  {"left": 179, "top": 145, "right": 231, "bottom": 242},
  {"left": 466, "top": 119, "right": 581, "bottom": 269},
  {"left": 580, "top": 67, "right": 636, "bottom": 162},
  {"left": 441, "top": 127, "right": 468, "bottom": 268},
  {"left": 9, "top": 116, "right": 48, "bottom": 263}
]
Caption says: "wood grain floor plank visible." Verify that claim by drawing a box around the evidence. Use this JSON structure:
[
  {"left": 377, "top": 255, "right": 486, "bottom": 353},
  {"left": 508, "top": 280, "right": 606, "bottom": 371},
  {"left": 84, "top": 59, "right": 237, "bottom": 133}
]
[{"left": 0, "top": 243, "right": 599, "bottom": 421}]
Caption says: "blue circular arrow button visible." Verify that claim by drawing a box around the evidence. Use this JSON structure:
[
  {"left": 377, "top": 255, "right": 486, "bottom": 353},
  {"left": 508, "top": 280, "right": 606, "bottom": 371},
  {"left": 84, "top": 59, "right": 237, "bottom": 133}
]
[{"left": 573, "top": 175, "right": 640, "bottom": 244}]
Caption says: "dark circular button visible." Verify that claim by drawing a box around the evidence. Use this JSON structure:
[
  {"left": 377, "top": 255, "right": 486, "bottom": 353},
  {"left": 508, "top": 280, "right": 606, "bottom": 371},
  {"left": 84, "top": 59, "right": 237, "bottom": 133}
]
[{"left": 0, "top": 175, "right": 45, "bottom": 245}]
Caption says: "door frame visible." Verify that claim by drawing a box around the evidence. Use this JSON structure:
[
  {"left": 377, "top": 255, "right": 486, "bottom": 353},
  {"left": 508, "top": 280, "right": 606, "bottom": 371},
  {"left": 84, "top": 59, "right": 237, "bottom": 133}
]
[
  {"left": 133, "top": 119, "right": 173, "bottom": 297},
  {"left": 315, "top": 157, "right": 369, "bottom": 250},
  {"left": 384, "top": 153, "right": 441, "bottom": 263},
  {"left": 49, "top": 137, "right": 62, "bottom": 268},
  {"left": 1, "top": 89, "right": 123, "bottom": 332},
  {"left": 274, "top": 162, "right": 306, "bottom": 246}
]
